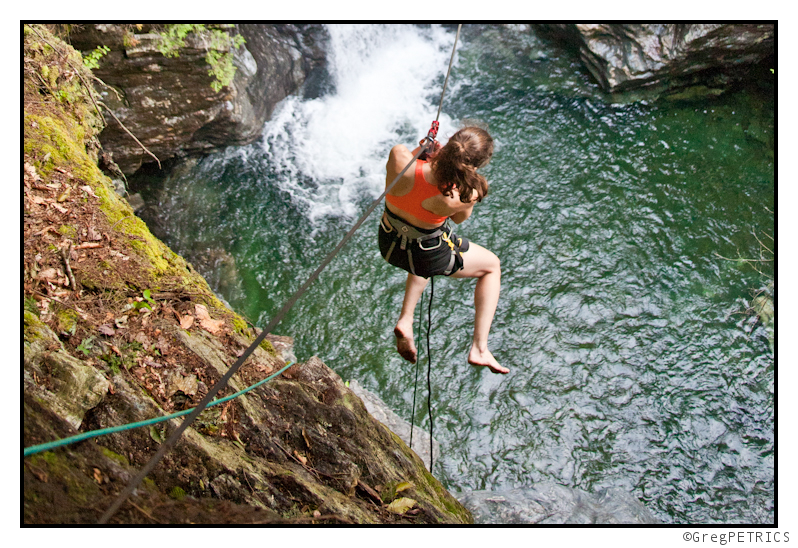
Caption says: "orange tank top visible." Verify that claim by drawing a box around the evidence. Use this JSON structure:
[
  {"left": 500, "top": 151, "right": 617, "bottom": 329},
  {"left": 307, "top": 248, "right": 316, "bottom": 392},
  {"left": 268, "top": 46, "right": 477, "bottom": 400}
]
[{"left": 385, "top": 160, "right": 448, "bottom": 225}]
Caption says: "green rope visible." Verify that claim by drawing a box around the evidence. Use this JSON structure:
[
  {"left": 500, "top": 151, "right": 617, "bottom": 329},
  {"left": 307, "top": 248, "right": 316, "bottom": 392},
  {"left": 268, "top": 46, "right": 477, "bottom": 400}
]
[{"left": 23, "top": 361, "right": 295, "bottom": 457}]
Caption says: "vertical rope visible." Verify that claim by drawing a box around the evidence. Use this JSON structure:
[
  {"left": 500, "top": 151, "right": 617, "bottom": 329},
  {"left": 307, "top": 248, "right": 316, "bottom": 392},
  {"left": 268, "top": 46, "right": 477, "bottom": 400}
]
[
  {"left": 409, "top": 284, "right": 423, "bottom": 449},
  {"left": 426, "top": 276, "right": 435, "bottom": 472}
]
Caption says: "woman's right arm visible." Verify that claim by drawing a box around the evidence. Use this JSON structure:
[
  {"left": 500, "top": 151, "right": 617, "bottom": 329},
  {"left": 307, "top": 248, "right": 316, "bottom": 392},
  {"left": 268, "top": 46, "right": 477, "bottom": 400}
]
[{"left": 450, "top": 203, "right": 474, "bottom": 224}]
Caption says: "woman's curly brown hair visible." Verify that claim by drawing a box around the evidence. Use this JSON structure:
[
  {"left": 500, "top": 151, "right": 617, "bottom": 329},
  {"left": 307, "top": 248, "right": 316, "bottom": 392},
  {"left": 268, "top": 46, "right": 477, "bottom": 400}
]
[{"left": 428, "top": 126, "right": 493, "bottom": 203}]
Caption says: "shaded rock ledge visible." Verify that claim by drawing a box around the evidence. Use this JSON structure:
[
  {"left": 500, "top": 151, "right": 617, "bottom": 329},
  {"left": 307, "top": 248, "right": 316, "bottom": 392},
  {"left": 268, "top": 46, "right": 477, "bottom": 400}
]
[
  {"left": 536, "top": 24, "right": 774, "bottom": 99},
  {"left": 67, "top": 24, "right": 328, "bottom": 175}
]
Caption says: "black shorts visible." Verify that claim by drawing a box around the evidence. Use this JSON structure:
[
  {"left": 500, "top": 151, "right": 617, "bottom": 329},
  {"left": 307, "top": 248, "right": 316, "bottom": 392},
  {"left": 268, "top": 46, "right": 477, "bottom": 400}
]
[{"left": 378, "top": 209, "right": 470, "bottom": 278}]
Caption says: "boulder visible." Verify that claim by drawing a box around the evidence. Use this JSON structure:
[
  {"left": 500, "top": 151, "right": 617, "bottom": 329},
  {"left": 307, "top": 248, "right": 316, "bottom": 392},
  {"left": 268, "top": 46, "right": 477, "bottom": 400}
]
[
  {"left": 537, "top": 24, "right": 774, "bottom": 96},
  {"left": 68, "top": 24, "right": 328, "bottom": 174},
  {"left": 349, "top": 379, "right": 440, "bottom": 471}
]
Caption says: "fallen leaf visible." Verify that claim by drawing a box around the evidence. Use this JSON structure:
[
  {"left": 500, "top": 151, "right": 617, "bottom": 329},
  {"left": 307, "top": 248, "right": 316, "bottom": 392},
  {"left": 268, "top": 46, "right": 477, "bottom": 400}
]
[
  {"left": 87, "top": 225, "right": 102, "bottom": 241},
  {"left": 57, "top": 188, "right": 71, "bottom": 202},
  {"left": 74, "top": 242, "right": 102, "bottom": 250},
  {"left": 38, "top": 268, "right": 58, "bottom": 281},
  {"left": 293, "top": 451, "right": 308, "bottom": 466},
  {"left": 166, "top": 373, "right": 198, "bottom": 397},
  {"left": 110, "top": 344, "right": 122, "bottom": 356},
  {"left": 387, "top": 497, "right": 417, "bottom": 515},
  {"left": 30, "top": 467, "right": 48, "bottom": 483},
  {"left": 180, "top": 314, "right": 194, "bottom": 330},
  {"left": 24, "top": 162, "right": 40, "bottom": 182},
  {"left": 149, "top": 426, "right": 163, "bottom": 444},
  {"left": 395, "top": 481, "right": 413, "bottom": 494},
  {"left": 80, "top": 185, "right": 98, "bottom": 198},
  {"left": 29, "top": 195, "right": 49, "bottom": 205},
  {"left": 156, "top": 336, "right": 170, "bottom": 355},
  {"left": 114, "top": 316, "right": 128, "bottom": 328},
  {"left": 51, "top": 203, "right": 68, "bottom": 214},
  {"left": 98, "top": 324, "right": 115, "bottom": 336},
  {"left": 195, "top": 304, "right": 224, "bottom": 334}
]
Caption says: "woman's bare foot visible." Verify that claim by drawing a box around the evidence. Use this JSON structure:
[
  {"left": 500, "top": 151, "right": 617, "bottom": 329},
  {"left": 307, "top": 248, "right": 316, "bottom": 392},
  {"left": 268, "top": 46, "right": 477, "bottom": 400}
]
[
  {"left": 468, "top": 346, "right": 509, "bottom": 374},
  {"left": 394, "top": 323, "right": 417, "bottom": 363}
]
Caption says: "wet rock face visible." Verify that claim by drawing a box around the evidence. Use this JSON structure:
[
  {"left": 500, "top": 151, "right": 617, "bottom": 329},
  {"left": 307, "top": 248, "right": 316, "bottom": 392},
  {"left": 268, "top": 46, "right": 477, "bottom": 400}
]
[
  {"left": 68, "top": 24, "right": 328, "bottom": 175},
  {"left": 537, "top": 24, "right": 774, "bottom": 95}
]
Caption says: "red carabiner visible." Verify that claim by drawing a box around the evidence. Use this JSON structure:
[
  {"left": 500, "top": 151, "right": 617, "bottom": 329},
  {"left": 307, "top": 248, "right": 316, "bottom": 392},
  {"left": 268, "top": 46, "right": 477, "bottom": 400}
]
[{"left": 428, "top": 120, "right": 439, "bottom": 140}]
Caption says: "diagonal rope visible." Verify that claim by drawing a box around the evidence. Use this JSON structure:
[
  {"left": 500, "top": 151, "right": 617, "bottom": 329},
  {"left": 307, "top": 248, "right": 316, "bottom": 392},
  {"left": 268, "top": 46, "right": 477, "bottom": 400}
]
[
  {"left": 436, "top": 24, "right": 462, "bottom": 123},
  {"left": 99, "top": 23, "right": 463, "bottom": 523}
]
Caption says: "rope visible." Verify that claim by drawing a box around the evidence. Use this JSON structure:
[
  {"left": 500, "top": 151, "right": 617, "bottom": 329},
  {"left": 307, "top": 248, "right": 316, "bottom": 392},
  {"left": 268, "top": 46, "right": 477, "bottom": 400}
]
[
  {"left": 98, "top": 24, "right": 464, "bottom": 523},
  {"left": 435, "top": 24, "right": 462, "bottom": 122},
  {"left": 23, "top": 361, "right": 295, "bottom": 457},
  {"left": 426, "top": 276, "right": 434, "bottom": 472},
  {"left": 409, "top": 288, "right": 423, "bottom": 449}
]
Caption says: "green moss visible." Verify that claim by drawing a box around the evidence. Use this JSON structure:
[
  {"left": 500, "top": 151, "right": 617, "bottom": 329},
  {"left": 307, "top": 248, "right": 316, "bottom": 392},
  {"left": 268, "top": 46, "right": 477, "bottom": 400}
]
[
  {"left": 24, "top": 113, "right": 95, "bottom": 178},
  {"left": 100, "top": 446, "right": 130, "bottom": 467},
  {"left": 58, "top": 224, "right": 77, "bottom": 239},
  {"left": 56, "top": 309, "right": 78, "bottom": 334},
  {"left": 168, "top": 486, "right": 186, "bottom": 500},
  {"left": 30, "top": 450, "right": 100, "bottom": 506},
  {"left": 231, "top": 316, "right": 248, "bottom": 335},
  {"left": 259, "top": 339, "right": 276, "bottom": 355}
]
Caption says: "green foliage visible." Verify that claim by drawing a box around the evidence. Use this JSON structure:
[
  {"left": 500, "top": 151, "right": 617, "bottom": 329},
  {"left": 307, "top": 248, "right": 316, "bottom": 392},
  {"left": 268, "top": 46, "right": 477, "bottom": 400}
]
[
  {"left": 76, "top": 336, "right": 95, "bottom": 356},
  {"left": 131, "top": 289, "right": 157, "bottom": 311},
  {"left": 168, "top": 486, "right": 186, "bottom": 500},
  {"left": 82, "top": 45, "right": 110, "bottom": 70},
  {"left": 102, "top": 352, "right": 121, "bottom": 375},
  {"left": 154, "top": 24, "right": 245, "bottom": 92},
  {"left": 25, "top": 296, "right": 40, "bottom": 317}
]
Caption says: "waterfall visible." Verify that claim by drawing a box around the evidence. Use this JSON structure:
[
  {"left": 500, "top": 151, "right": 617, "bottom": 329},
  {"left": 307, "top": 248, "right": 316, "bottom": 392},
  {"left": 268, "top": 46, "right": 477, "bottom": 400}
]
[{"left": 261, "top": 24, "right": 458, "bottom": 222}]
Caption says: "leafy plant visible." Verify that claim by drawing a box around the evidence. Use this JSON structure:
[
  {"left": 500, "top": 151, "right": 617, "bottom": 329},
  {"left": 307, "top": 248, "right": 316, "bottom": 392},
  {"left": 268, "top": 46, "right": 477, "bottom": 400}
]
[
  {"left": 77, "top": 336, "right": 95, "bottom": 356},
  {"left": 82, "top": 45, "right": 110, "bottom": 70},
  {"left": 102, "top": 353, "right": 122, "bottom": 375},
  {"left": 131, "top": 289, "right": 157, "bottom": 311},
  {"left": 154, "top": 24, "right": 245, "bottom": 92}
]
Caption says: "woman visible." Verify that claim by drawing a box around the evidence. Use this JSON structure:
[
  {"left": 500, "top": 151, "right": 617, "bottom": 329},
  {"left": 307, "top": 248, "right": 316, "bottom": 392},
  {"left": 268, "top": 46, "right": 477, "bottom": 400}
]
[{"left": 379, "top": 126, "right": 508, "bottom": 374}]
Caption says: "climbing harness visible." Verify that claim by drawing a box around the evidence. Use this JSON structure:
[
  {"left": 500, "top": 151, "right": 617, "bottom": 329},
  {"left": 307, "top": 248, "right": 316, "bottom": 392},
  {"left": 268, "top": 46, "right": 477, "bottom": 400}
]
[
  {"left": 96, "top": 23, "right": 463, "bottom": 523},
  {"left": 380, "top": 210, "right": 459, "bottom": 277}
]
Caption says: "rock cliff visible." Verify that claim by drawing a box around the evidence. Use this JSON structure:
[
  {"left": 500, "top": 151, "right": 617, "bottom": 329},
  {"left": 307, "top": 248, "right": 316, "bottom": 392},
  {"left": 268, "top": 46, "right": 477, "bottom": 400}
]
[
  {"left": 23, "top": 24, "right": 469, "bottom": 525},
  {"left": 537, "top": 24, "right": 774, "bottom": 98},
  {"left": 65, "top": 24, "right": 328, "bottom": 175}
]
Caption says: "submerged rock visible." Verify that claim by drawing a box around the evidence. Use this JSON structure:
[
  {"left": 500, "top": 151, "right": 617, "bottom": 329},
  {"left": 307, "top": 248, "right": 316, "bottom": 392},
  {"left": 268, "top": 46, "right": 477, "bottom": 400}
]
[{"left": 458, "top": 484, "right": 659, "bottom": 524}]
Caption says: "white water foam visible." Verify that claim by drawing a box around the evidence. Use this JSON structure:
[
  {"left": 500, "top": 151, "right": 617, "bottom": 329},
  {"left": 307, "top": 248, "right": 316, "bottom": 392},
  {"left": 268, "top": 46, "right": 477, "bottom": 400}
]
[{"left": 261, "top": 24, "right": 459, "bottom": 223}]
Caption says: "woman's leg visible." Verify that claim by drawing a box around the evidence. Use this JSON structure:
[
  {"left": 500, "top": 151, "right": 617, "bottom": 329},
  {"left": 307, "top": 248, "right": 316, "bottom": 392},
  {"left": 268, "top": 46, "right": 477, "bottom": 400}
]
[
  {"left": 394, "top": 273, "right": 429, "bottom": 363},
  {"left": 451, "top": 242, "right": 509, "bottom": 374}
]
